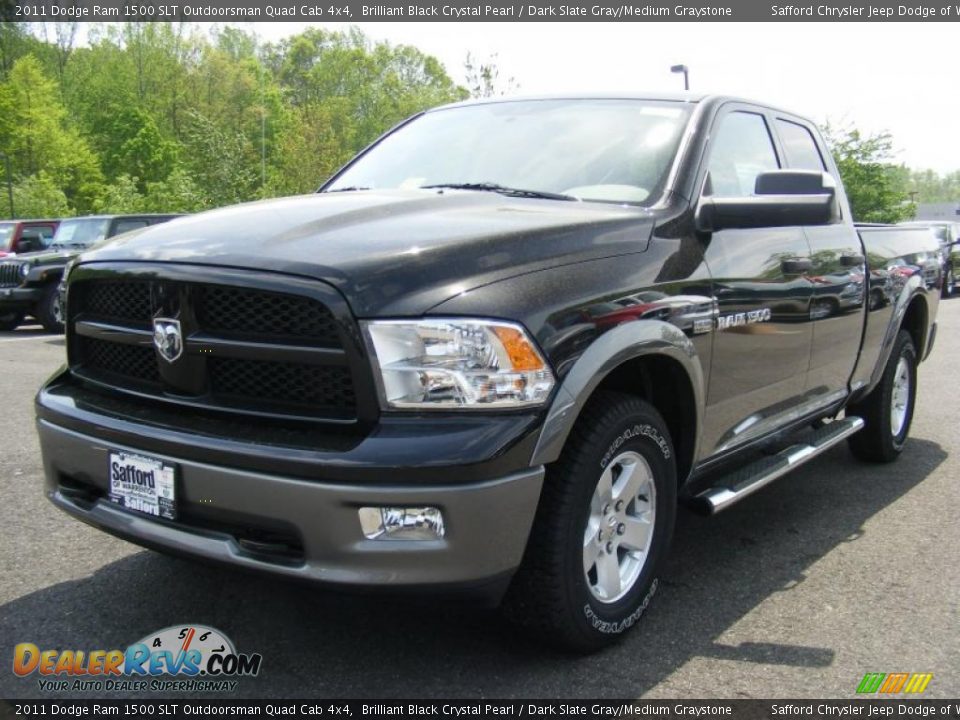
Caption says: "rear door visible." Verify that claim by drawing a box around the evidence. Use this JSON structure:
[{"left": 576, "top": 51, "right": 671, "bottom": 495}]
[
  {"left": 699, "top": 107, "right": 815, "bottom": 455},
  {"left": 773, "top": 117, "right": 865, "bottom": 403}
]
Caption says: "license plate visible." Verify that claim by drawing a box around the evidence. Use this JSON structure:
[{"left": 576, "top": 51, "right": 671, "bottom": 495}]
[
  {"left": 0, "top": 289, "right": 10, "bottom": 297},
  {"left": 107, "top": 451, "right": 176, "bottom": 520}
]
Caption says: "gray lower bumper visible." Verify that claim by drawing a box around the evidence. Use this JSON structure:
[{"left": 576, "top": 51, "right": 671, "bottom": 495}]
[
  {"left": 0, "top": 286, "right": 42, "bottom": 309},
  {"left": 38, "top": 419, "right": 544, "bottom": 593}
]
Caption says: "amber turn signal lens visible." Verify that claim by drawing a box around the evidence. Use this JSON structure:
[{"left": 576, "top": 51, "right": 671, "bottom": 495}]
[{"left": 492, "top": 326, "right": 545, "bottom": 371}]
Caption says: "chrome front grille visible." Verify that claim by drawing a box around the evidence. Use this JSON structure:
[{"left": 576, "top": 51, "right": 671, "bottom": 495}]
[{"left": 0, "top": 261, "right": 22, "bottom": 288}]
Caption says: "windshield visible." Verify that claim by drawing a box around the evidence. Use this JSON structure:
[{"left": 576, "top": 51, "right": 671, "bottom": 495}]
[
  {"left": 325, "top": 99, "right": 693, "bottom": 205},
  {"left": 0, "top": 224, "right": 14, "bottom": 250},
  {"left": 51, "top": 218, "right": 110, "bottom": 250}
]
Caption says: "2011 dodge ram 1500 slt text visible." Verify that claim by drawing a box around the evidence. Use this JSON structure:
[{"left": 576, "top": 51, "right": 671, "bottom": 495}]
[{"left": 36, "top": 94, "right": 940, "bottom": 651}]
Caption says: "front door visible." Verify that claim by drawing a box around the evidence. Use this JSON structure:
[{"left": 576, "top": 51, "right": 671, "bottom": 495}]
[{"left": 698, "top": 109, "right": 815, "bottom": 455}]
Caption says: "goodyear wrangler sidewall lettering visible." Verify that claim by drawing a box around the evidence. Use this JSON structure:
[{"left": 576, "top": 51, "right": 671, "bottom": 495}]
[
  {"left": 583, "top": 578, "right": 659, "bottom": 633},
  {"left": 600, "top": 424, "right": 671, "bottom": 469}
]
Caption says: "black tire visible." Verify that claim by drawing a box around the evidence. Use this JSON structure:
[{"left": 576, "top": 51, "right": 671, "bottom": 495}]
[
  {"left": 847, "top": 330, "right": 917, "bottom": 463},
  {"left": 503, "top": 391, "right": 676, "bottom": 652},
  {"left": 0, "top": 310, "right": 23, "bottom": 332},
  {"left": 36, "top": 283, "right": 64, "bottom": 334}
]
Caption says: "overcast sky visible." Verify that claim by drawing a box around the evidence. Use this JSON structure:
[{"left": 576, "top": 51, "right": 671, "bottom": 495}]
[{"left": 249, "top": 22, "right": 959, "bottom": 174}]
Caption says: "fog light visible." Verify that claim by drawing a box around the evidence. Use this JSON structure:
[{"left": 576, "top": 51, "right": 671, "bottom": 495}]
[{"left": 358, "top": 506, "right": 445, "bottom": 540}]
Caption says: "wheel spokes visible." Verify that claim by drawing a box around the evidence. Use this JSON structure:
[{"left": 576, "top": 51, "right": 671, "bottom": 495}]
[
  {"left": 595, "top": 465, "right": 614, "bottom": 506},
  {"left": 594, "top": 549, "right": 621, "bottom": 600},
  {"left": 619, "top": 515, "right": 653, "bottom": 553}
]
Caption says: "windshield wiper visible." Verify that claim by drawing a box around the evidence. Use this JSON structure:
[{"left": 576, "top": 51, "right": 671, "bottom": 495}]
[
  {"left": 324, "top": 186, "right": 371, "bottom": 193},
  {"left": 421, "top": 182, "right": 578, "bottom": 201}
]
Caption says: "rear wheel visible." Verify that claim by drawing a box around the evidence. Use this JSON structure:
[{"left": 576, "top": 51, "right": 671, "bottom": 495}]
[
  {"left": 504, "top": 391, "right": 676, "bottom": 652},
  {"left": 0, "top": 310, "right": 23, "bottom": 331},
  {"left": 847, "top": 330, "right": 917, "bottom": 463},
  {"left": 36, "top": 283, "right": 64, "bottom": 334}
]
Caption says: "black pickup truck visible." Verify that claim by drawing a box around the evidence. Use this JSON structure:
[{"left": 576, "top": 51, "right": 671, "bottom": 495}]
[{"left": 36, "top": 95, "right": 940, "bottom": 651}]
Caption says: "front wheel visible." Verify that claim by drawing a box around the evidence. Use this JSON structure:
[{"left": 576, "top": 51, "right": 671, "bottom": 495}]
[
  {"left": 36, "top": 283, "right": 64, "bottom": 334},
  {"left": 847, "top": 330, "right": 917, "bottom": 463},
  {"left": 504, "top": 391, "right": 676, "bottom": 652}
]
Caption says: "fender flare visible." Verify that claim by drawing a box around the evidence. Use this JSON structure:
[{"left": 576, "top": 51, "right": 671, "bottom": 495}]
[
  {"left": 529, "top": 320, "right": 707, "bottom": 467},
  {"left": 861, "top": 278, "right": 929, "bottom": 399}
]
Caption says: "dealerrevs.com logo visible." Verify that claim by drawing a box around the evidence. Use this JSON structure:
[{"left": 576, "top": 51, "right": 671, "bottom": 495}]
[{"left": 13, "top": 625, "right": 262, "bottom": 693}]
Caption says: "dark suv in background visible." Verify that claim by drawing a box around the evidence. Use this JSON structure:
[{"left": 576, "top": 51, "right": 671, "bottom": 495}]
[{"left": 0, "top": 214, "right": 180, "bottom": 332}]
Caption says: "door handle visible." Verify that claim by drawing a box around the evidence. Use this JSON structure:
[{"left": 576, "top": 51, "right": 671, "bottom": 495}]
[
  {"left": 781, "top": 258, "right": 813, "bottom": 274},
  {"left": 840, "top": 253, "right": 865, "bottom": 267}
]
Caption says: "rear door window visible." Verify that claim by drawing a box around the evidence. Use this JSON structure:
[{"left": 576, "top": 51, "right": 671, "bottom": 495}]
[
  {"left": 776, "top": 119, "right": 826, "bottom": 171},
  {"left": 706, "top": 112, "right": 780, "bottom": 197}
]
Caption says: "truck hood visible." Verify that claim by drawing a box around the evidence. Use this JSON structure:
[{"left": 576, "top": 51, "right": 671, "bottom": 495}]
[{"left": 81, "top": 190, "right": 657, "bottom": 316}]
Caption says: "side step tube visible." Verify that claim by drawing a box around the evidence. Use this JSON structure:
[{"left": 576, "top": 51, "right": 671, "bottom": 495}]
[{"left": 692, "top": 416, "right": 865, "bottom": 515}]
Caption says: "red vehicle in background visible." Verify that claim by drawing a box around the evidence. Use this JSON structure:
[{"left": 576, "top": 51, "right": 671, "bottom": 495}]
[{"left": 0, "top": 219, "right": 60, "bottom": 257}]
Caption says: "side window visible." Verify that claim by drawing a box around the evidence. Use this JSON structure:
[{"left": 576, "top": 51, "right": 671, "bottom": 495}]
[
  {"left": 37, "top": 225, "right": 55, "bottom": 247},
  {"left": 113, "top": 220, "right": 148, "bottom": 235},
  {"left": 776, "top": 119, "right": 826, "bottom": 171},
  {"left": 706, "top": 112, "right": 780, "bottom": 197}
]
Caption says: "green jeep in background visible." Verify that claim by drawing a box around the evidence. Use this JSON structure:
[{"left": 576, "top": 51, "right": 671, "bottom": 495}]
[{"left": 0, "top": 214, "right": 180, "bottom": 333}]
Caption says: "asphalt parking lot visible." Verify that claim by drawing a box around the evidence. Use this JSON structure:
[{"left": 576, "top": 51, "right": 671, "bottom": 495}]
[{"left": 1, "top": 305, "right": 957, "bottom": 701}]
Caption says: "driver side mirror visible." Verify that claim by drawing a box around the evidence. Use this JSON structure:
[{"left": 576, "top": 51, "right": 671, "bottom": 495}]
[{"left": 697, "top": 170, "right": 839, "bottom": 232}]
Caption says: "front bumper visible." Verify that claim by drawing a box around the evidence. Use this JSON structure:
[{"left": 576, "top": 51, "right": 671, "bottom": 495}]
[
  {"left": 0, "top": 285, "right": 42, "bottom": 310},
  {"left": 38, "top": 415, "right": 545, "bottom": 600}
]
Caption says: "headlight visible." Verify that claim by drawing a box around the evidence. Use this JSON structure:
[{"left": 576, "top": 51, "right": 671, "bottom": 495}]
[
  {"left": 19, "top": 263, "right": 29, "bottom": 279},
  {"left": 364, "top": 319, "right": 555, "bottom": 409}
]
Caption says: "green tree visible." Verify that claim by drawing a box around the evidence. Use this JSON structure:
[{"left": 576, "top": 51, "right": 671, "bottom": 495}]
[
  {"left": 464, "top": 52, "right": 518, "bottom": 98},
  {"left": 6, "top": 23, "right": 475, "bottom": 214},
  {"left": 100, "top": 108, "right": 179, "bottom": 188},
  {"left": 823, "top": 123, "right": 914, "bottom": 223},
  {"left": 143, "top": 167, "right": 206, "bottom": 213},
  {"left": 0, "top": 55, "right": 104, "bottom": 213},
  {"left": 181, "top": 109, "right": 258, "bottom": 207},
  {"left": 12, "top": 171, "right": 72, "bottom": 217},
  {"left": 96, "top": 174, "right": 145, "bottom": 214},
  {"left": 909, "top": 168, "right": 960, "bottom": 205}
]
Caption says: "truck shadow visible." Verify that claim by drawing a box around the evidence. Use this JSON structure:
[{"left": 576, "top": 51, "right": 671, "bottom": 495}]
[{"left": 0, "top": 439, "right": 946, "bottom": 699}]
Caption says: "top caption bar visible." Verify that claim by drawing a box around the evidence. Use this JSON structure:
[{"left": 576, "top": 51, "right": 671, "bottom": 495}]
[{"left": 6, "top": 0, "right": 960, "bottom": 21}]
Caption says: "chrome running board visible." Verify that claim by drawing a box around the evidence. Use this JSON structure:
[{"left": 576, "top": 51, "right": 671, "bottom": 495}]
[{"left": 692, "top": 416, "right": 865, "bottom": 515}]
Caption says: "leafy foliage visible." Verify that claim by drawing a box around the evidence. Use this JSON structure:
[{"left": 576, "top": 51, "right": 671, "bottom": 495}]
[
  {"left": 12, "top": 171, "right": 71, "bottom": 217},
  {"left": 464, "top": 52, "right": 518, "bottom": 98},
  {"left": 822, "top": 123, "right": 915, "bottom": 224},
  {"left": 0, "top": 23, "right": 468, "bottom": 219},
  {"left": 908, "top": 168, "right": 960, "bottom": 205}
]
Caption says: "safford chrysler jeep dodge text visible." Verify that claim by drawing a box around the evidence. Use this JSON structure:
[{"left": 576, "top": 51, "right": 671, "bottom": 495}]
[{"left": 36, "top": 95, "right": 940, "bottom": 650}]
